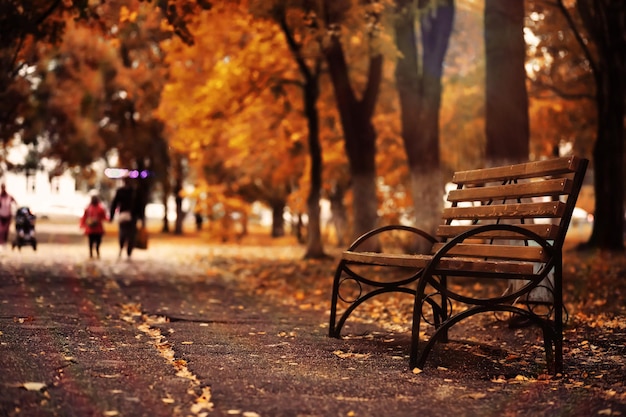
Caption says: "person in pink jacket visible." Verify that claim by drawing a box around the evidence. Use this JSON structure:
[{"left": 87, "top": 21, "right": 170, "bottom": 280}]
[{"left": 80, "top": 191, "right": 109, "bottom": 258}]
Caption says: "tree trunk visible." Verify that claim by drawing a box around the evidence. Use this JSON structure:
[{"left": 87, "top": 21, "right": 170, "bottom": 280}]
[
  {"left": 161, "top": 192, "right": 169, "bottom": 233},
  {"left": 271, "top": 200, "right": 286, "bottom": 238},
  {"left": 394, "top": 0, "right": 453, "bottom": 243},
  {"left": 484, "top": 0, "right": 538, "bottom": 304},
  {"left": 329, "top": 184, "right": 349, "bottom": 247},
  {"left": 586, "top": 59, "right": 625, "bottom": 250},
  {"left": 277, "top": 12, "right": 326, "bottom": 258},
  {"left": 484, "top": 0, "right": 529, "bottom": 165},
  {"left": 324, "top": 32, "right": 383, "bottom": 250},
  {"left": 573, "top": 0, "right": 625, "bottom": 250},
  {"left": 302, "top": 69, "right": 325, "bottom": 258},
  {"left": 174, "top": 180, "right": 184, "bottom": 235}
]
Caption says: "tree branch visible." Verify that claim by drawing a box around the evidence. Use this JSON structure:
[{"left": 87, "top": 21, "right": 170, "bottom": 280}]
[
  {"left": 555, "top": 0, "right": 600, "bottom": 78},
  {"left": 528, "top": 76, "right": 595, "bottom": 101},
  {"left": 277, "top": 10, "right": 313, "bottom": 85}
]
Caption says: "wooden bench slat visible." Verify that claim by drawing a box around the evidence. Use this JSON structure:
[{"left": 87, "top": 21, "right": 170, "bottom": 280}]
[
  {"left": 447, "top": 178, "right": 573, "bottom": 203},
  {"left": 342, "top": 251, "right": 535, "bottom": 275},
  {"left": 343, "top": 251, "right": 431, "bottom": 268},
  {"left": 430, "top": 243, "right": 548, "bottom": 262},
  {"left": 442, "top": 201, "right": 565, "bottom": 220},
  {"left": 436, "top": 223, "right": 561, "bottom": 240},
  {"left": 452, "top": 156, "right": 581, "bottom": 185}
]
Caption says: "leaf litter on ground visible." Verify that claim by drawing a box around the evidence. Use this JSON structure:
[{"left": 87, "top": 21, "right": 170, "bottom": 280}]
[{"left": 190, "top": 243, "right": 626, "bottom": 395}]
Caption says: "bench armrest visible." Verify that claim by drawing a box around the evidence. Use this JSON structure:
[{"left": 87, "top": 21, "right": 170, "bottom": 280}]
[{"left": 347, "top": 224, "right": 438, "bottom": 252}]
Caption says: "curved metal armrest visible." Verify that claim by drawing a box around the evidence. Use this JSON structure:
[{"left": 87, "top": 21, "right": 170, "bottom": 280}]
[{"left": 347, "top": 224, "right": 438, "bottom": 252}]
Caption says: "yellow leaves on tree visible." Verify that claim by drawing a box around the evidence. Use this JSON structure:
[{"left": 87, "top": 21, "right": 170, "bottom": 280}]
[{"left": 157, "top": 2, "right": 306, "bottom": 203}]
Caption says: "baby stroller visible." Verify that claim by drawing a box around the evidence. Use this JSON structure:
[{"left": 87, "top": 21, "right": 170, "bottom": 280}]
[{"left": 12, "top": 207, "right": 37, "bottom": 251}]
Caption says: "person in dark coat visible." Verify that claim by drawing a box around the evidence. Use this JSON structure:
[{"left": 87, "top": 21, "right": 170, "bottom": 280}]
[{"left": 109, "top": 178, "right": 142, "bottom": 259}]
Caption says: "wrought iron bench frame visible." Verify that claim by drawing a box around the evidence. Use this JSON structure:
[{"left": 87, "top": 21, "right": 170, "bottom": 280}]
[{"left": 329, "top": 156, "right": 589, "bottom": 374}]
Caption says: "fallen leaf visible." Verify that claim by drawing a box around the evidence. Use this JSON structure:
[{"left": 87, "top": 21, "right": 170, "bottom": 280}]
[
  {"left": 162, "top": 398, "right": 175, "bottom": 404},
  {"left": 597, "top": 409, "right": 612, "bottom": 416},
  {"left": 468, "top": 393, "right": 487, "bottom": 400},
  {"left": 332, "top": 350, "right": 371, "bottom": 360},
  {"left": 99, "top": 374, "right": 121, "bottom": 379},
  {"left": 22, "top": 382, "right": 46, "bottom": 391}
]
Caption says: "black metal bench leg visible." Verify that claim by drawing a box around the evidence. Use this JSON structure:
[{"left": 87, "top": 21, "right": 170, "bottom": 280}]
[
  {"left": 329, "top": 261, "right": 345, "bottom": 338},
  {"left": 553, "top": 259, "right": 564, "bottom": 374},
  {"left": 439, "top": 275, "right": 449, "bottom": 343}
]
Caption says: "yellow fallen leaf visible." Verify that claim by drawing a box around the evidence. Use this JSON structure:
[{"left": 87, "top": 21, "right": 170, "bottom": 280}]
[
  {"left": 332, "top": 350, "right": 371, "bottom": 360},
  {"left": 597, "top": 409, "right": 612, "bottom": 416},
  {"left": 181, "top": 341, "right": 193, "bottom": 345},
  {"left": 99, "top": 374, "right": 121, "bottom": 379},
  {"left": 412, "top": 368, "right": 423, "bottom": 374},
  {"left": 162, "top": 398, "right": 175, "bottom": 404},
  {"left": 103, "top": 411, "right": 119, "bottom": 417},
  {"left": 468, "top": 393, "right": 487, "bottom": 400},
  {"left": 22, "top": 382, "right": 46, "bottom": 391}
]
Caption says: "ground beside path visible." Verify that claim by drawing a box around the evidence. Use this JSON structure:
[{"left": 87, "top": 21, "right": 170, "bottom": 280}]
[{"left": 0, "top": 221, "right": 625, "bottom": 416}]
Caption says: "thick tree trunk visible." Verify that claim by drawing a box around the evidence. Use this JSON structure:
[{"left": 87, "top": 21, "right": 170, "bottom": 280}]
[
  {"left": 574, "top": 0, "right": 625, "bottom": 250},
  {"left": 484, "top": 0, "right": 538, "bottom": 304},
  {"left": 329, "top": 184, "right": 349, "bottom": 247},
  {"left": 394, "top": 0, "right": 421, "bottom": 160},
  {"left": 484, "top": 0, "right": 529, "bottom": 165},
  {"left": 350, "top": 171, "right": 379, "bottom": 244},
  {"left": 394, "top": 0, "right": 453, "bottom": 241},
  {"left": 270, "top": 200, "right": 286, "bottom": 238},
  {"left": 408, "top": 168, "right": 443, "bottom": 252},
  {"left": 345, "top": 120, "right": 379, "bottom": 244},
  {"left": 587, "top": 65, "right": 625, "bottom": 249},
  {"left": 303, "top": 70, "right": 326, "bottom": 259},
  {"left": 324, "top": 32, "right": 383, "bottom": 250}
]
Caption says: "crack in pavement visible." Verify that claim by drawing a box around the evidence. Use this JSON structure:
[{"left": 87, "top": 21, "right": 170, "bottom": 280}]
[{"left": 118, "top": 301, "right": 214, "bottom": 416}]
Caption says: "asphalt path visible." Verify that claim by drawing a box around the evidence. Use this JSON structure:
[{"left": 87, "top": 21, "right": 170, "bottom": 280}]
[{"left": 1, "top": 220, "right": 623, "bottom": 417}]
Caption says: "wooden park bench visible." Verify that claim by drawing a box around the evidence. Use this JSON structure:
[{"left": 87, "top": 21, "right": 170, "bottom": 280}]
[{"left": 329, "top": 156, "right": 588, "bottom": 374}]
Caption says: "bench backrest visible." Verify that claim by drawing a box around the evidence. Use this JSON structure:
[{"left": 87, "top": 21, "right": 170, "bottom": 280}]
[{"left": 434, "top": 156, "right": 589, "bottom": 264}]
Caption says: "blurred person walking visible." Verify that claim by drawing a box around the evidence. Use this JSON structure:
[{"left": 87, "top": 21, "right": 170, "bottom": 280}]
[
  {"left": 110, "top": 178, "right": 142, "bottom": 259},
  {"left": 0, "top": 183, "right": 18, "bottom": 248},
  {"left": 80, "top": 191, "right": 108, "bottom": 258}
]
